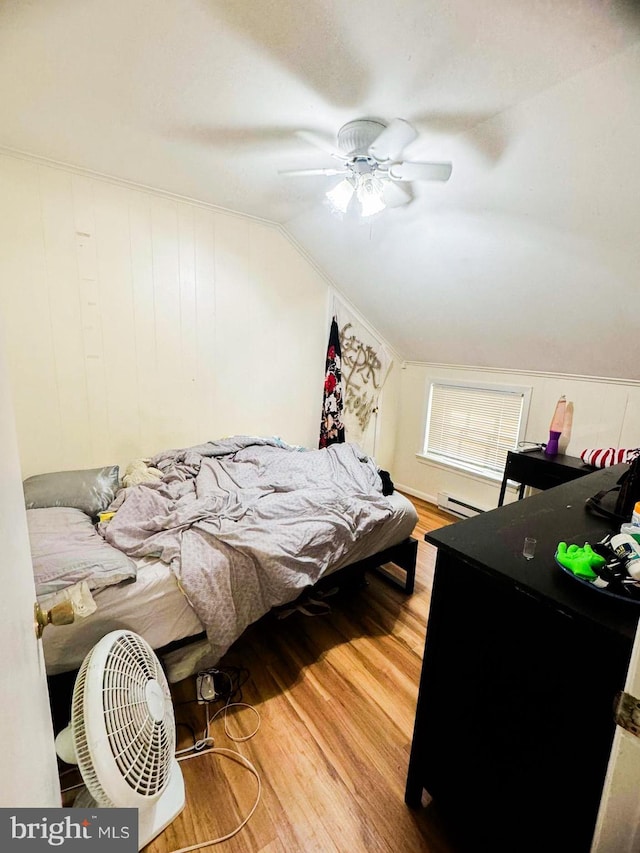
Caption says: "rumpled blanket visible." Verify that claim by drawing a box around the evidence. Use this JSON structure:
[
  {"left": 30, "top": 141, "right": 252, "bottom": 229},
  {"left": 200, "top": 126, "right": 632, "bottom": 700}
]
[{"left": 101, "top": 436, "right": 393, "bottom": 662}]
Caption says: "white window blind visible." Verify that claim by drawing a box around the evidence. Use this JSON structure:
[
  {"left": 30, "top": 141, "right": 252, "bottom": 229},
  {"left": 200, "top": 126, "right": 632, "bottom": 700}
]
[{"left": 423, "top": 382, "right": 529, "bottom": 478}]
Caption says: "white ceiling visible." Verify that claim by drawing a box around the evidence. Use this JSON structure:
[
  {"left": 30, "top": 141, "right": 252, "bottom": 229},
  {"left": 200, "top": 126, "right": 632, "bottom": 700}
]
[{"left": 1, "top": 0, "right": 640, "bottom": 378}]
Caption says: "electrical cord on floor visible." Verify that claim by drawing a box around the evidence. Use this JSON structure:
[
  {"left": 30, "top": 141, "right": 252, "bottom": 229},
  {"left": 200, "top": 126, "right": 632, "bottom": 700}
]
[
  {"left": 169, "top": 667, "right": 262, "bottom": 852},
  {"left": 175, "top": 700, "right": 216, "bottom": 754},
  {"left": 170, "top": 748, "right": 261, "bottom": 853}
]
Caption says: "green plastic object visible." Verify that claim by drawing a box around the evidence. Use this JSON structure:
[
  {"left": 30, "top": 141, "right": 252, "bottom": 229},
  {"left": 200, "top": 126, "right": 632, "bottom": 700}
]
[{"left": 555, "top": 542, "right": 606, "bottom": 580}]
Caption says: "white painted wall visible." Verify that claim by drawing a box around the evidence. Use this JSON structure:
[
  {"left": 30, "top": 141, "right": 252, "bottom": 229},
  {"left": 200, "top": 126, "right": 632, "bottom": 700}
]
[
  {"left": 0, "top": 154, "right": 399, "bottom": 478},
  {"left": 393, "top": 362, "right": 640, "bottom": 511},
  {"left": 0, "top": 322, "right": 61, "bottom": 807}
]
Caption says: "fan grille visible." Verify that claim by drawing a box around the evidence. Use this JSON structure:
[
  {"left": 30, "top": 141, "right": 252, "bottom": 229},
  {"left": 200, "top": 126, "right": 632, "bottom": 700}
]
[
  {"left": 72, "top": 654, "right": 109, "bottom": 805},
  {"left": 72, "top": 631, "right": 176, "bottom": 805}
]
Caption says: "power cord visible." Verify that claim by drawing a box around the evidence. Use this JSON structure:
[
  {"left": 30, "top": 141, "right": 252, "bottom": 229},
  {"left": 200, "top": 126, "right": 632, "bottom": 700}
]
[
  {"left": 170, "top": 748, "right": 261, "bottom": 853},
  {"left": 170, "top": 666, "right": 262, "bottom": 852}
]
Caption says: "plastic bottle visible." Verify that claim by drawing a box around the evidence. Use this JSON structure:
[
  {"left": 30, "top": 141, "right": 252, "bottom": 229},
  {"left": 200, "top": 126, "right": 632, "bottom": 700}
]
[
  {"left": 620, "top": 524, "right": 640, "bottom": 544},
  {"left": 632, "top": 501, "right": 640, "bottom": 526},
  {"left": 610, "top": 533, "right": 640, "bottom": 580}
]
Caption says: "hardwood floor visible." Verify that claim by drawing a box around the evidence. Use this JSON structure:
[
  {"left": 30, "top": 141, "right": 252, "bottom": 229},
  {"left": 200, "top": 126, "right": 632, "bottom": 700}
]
[{"left": 144, "top": 494, "right": 461, "bottom": 853}]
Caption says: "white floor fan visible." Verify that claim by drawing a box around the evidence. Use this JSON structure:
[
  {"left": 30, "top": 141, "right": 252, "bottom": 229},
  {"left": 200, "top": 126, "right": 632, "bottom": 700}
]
[{"left": 55, "top": 629, "right": 185, "bottom": 850}]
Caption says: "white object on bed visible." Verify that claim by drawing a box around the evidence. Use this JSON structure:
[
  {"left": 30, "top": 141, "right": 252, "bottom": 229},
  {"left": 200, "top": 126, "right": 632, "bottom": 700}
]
[
  {"left": 43, "top": 554, "right": 203, "bottom": 677},
  {"left": 38, "top": 581, "right": 97, "bottom": 620},
  {"left": 122, "top": 458, "right": 163, "bottom": 488}
]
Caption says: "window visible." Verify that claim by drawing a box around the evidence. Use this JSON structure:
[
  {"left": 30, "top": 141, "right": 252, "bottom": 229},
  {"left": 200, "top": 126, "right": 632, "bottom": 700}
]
[{"left": 422, "top": 380, "right": 531, "bottom": 480}]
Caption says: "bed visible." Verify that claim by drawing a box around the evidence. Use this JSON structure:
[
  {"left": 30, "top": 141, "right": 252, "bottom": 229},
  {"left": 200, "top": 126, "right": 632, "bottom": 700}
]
[{"left": 27, "top": 435, "right": 418, "bottom": 683}]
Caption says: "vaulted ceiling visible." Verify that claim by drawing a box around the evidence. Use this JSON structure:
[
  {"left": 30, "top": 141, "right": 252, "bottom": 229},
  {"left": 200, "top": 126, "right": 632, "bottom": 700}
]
[{"left": 1, "top": 1, "right": 639, "bottom": 378}]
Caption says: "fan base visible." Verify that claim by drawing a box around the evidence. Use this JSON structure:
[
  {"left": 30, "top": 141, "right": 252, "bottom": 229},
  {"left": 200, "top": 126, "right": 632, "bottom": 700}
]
[
  {"left": 70, "top": 760, "right": 185, "bottom": 851},
  {"left": 139, "top": 763, "right": 186, "bottom": 850}
]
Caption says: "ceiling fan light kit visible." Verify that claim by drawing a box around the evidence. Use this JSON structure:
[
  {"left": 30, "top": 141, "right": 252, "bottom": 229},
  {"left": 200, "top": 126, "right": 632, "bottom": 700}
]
[
  {"left": 356, "top": 173, "right": 386, "bottom": 217},
  {"left": 326, "top": 176, "right": 355, "bottom": 213},
  {"left": 282, "top": 117, "right": 452, "bottom": 216}
]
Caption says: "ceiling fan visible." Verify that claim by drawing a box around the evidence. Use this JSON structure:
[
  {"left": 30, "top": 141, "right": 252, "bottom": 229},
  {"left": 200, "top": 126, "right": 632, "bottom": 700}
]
[{"left": 280, "top": 118, "right": 452, "bottom": 216}]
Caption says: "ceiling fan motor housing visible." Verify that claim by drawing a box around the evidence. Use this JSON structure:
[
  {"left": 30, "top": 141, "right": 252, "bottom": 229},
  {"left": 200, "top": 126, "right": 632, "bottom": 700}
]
[{"left": 337, "top": 119, "right": 386, "bottom": 157}]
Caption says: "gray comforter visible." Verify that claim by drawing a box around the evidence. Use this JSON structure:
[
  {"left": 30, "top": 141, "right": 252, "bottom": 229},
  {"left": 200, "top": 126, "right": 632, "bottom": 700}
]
[{"left": 101, "top": 436, "right": 393, "bottom": 662}]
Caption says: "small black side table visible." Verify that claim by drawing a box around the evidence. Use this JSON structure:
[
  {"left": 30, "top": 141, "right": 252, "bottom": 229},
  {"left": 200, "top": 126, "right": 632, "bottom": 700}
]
[{"left": 497, "top": 448, "right": 594, "bottom": 506}]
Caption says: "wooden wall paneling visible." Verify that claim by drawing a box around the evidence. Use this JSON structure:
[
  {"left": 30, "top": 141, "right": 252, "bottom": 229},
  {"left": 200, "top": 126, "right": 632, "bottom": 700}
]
[
  {"left": 128, "top": 190, "right": 158, "bottom": 456},
  {"left": 148, "top": 198, "right": 186, "bottom": 452},
  {"left": 245, "top": 224, "right": 329, "bottom": 447},
  {"left": 567, "top": 382, "right": 632, "bottom": 451},
  {"left": 39, "top": 168, "right": 92, "bottom": 470},
  {"left": 70, "top": 173, "right": 110, "bottom": 467},
  {"left": 92, "top": 182, "right": 140, "bottom": 467},
  {"left": 212, "top": 213, "right": 254, "bottom": 436},
  {"left": 615, "top": 389, "right": 639, "bottom": 450},
  {"left": 0, "top": 154, "right": 386, "bottom": 476},
  {"left": 246, "top": 221, "right": 283, "bottom": 439},
  {"left": 245, "top": 225, "right": 316, "bottom": 444},
  {"left": 272, "top": 234, "right": 331, "bottom": 447},
  {"left": 193, "top": 206, "right": 217, "bottom": 441},
  {"left": 177, "top": 203, "right": 199, "bottom": 444},
  {"left": 0, "top": 160, "right": 60, "bottom": 477}
]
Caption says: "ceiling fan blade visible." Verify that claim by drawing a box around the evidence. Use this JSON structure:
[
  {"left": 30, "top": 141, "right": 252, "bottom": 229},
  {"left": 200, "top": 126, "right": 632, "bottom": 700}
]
[
  {"left": 295, "top": 130, "right": 348, "bottom": 161},
  {"left": 278, "top": 167, "right": 349, "bottom": 177},
  {"left": 382, "top": 180, "right": 413, "bottom": 208},
  {"left": 388, "top": 161, "right": 453, "bottom": 182},
  {"left": 368, "top": 119, "right": 418, "bottom": 163}
]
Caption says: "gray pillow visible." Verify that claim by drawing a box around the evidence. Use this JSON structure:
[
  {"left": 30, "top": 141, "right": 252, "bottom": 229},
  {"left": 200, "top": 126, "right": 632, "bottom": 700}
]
[
  {"left": 23, "top": 465, "right": 120, "bottom": 518},
  {"left": 27, "top": 507, "right": 136, "bottom": 598}
]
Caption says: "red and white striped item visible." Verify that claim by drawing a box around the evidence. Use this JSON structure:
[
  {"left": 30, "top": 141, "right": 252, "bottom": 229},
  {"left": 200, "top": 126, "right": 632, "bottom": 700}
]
[{"left": 580, "top": 448, "right": 640, "bottom": 468}]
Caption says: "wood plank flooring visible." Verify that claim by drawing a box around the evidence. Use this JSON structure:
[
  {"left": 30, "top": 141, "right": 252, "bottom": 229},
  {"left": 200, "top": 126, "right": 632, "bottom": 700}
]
[{"left": 143, "top": 494, "right": 461, "bottom": 853}]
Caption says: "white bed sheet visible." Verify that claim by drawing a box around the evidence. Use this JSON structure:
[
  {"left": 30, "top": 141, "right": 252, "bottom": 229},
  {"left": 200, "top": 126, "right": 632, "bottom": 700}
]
[{"left": 43, "top": 491, "right": 418, "bottom": 679}]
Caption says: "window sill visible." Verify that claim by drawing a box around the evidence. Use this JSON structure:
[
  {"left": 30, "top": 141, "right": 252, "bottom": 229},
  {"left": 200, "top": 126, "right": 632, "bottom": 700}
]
[{"left": 415, "top": 452, "right": 513, "bottom": 488}]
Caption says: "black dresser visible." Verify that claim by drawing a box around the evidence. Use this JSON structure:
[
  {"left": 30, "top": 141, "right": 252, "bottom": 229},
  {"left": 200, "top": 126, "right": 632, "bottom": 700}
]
[{"left": 405, "top": 465, "right": 638, "bottom": 852}]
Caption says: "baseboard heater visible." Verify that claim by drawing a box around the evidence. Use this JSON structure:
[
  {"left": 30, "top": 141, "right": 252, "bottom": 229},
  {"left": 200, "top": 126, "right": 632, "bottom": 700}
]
[{"left": 437, "top": 492, "right": 484, "bottom": 519}]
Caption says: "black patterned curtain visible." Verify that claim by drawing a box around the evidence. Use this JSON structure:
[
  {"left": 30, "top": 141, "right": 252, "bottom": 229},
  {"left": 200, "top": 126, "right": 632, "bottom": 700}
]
[{"left": 319, "top": 317, "right": 345, "bottom": 448}]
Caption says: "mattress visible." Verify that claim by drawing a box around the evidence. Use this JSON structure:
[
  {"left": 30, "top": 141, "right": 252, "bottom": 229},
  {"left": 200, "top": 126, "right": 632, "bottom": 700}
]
[{"left": 43, "top": 490, "right": 417, "bottom": 679}]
